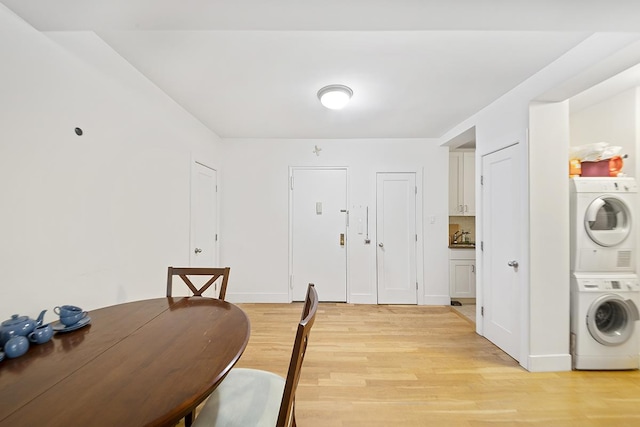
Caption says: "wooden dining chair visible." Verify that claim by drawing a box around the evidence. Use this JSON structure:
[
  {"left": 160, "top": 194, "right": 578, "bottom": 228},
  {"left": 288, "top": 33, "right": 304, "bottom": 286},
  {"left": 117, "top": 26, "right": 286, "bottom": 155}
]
[
  {"left": 167, "top": 267, "right": 231, "bottom": 427},
  {"left": 192, "top": 283, "right": 319, "bottom": 427},
  {"left": 166, "top": 267, "right": 231, "bottom": 300}
]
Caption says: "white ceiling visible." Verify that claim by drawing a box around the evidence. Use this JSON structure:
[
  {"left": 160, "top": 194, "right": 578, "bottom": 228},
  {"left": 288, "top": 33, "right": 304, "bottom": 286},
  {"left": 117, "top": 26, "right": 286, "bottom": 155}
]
[{"left": 3, "top": 0, "right": 640, "bottom": 140}]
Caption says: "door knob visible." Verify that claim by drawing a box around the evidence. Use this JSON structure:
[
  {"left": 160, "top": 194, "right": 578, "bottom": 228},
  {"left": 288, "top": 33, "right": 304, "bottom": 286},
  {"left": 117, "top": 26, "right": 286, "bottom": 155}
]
[
  {"left": 378, "top": 242, "right": 384, "bottom": 248},
  {"left": 507, "top": 260, "right": 519, "bottom": 268},
  {"left": 194, "top": 248, "right": 203, "bottom": 254}
]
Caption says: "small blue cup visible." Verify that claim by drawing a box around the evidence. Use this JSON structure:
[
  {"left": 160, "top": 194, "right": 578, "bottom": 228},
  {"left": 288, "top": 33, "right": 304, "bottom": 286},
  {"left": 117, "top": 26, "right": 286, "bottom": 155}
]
[
  {"left": 28, "top": 324, "right": 53, "bottom": 344},
  {"left": 59, "top": 311, "right": 88, "bottom": 326},
  {"left": 54, "top": 305, "right": 83, "bottom": 317}
]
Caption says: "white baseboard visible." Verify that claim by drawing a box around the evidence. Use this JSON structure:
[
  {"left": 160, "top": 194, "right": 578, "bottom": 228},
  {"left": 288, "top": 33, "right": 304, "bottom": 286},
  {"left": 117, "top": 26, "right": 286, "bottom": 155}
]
[
  {"left": 228, "top": 292, "right": 454, "bottom": 306},
  {"left": 348, "top": 293, "right": 376, "bottom": 304},
  {"left": 226, "top": 292, "right": 289, "bottom": 303},
  {"left": 423, "top": 295, "right": 451, "bottom": 305},
  {"left": 526, "top": 353, "right": 572, "bottom": 372}
]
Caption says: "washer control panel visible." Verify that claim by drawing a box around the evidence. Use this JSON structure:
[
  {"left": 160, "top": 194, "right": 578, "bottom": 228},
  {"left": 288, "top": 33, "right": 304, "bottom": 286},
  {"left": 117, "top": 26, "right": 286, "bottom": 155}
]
[
  {"left": 571, "top": 177, "right": 638, "bottom": 193},
  {"left": 604, "top": 279, "right": 639, "bottom": 291},
  {"left": 575, "top": 276, "right": 640, "bottom": 292}
]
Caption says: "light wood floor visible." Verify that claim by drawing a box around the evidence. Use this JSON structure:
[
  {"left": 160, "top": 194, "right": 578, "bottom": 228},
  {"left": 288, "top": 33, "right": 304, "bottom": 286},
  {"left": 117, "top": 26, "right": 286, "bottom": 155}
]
[
  {"left": 451, "top": 302, "right": 476, "bottom": 323},
  {"left": 186, "top": 303, "right": 640, "bottom": 426}
]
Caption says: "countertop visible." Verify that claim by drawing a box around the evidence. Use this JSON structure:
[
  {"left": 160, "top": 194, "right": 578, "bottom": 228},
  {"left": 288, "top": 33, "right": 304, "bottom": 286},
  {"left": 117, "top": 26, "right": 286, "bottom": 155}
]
[{"left": 448, "top": 244, "right": 476, "bottom": 249}]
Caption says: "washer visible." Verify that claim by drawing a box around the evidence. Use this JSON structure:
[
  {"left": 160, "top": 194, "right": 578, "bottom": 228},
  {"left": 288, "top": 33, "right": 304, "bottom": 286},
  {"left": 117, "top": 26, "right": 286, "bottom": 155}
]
[
  {"left": 570, "top": 273, "right": 640, "bottom": 370},
  {"left": 570, "top": 177, "right": 637, "bottom": 272}
]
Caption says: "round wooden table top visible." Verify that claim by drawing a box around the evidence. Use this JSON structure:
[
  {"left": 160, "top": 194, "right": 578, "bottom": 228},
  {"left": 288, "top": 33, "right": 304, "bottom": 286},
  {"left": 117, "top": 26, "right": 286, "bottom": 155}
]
[{"left": 0, "top": 297, "right": 250, "bottom": 427}]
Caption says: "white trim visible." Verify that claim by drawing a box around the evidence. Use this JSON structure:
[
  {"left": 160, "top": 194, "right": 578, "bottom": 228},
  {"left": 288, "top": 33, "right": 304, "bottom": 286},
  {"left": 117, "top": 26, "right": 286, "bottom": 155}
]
[
  {"left": 520, "top": 129, "right": 531, "bottom": 371},
  {"left": 194, "top": 160, "right": 216, "bottom": 171},
  {"left": 424, "top": 295, "right": 451, "bottom": 305},
  {"left": 374, "top": 170, "right": 422, "bottom": 305},
  {"left": 190, "top": 157, "right": 220, "bottom": 267},
  {"left": 349, "top": 293, "right": 377, "bottom": 304},
  {"left": 226, "top": 292, "right": 289, "bottom": 303},
  {"left": 416, "top": 168, "right": 425, "bottom": 305},
  {"left": 527, "top": 354, "right": 572, "bottom": 372}
]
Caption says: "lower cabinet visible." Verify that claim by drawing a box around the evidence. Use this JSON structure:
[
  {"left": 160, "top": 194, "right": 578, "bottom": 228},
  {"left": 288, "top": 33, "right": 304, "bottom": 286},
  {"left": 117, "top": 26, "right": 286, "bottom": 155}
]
[{"left": 449, "top": 259, "right": 476, "bottom": 298}]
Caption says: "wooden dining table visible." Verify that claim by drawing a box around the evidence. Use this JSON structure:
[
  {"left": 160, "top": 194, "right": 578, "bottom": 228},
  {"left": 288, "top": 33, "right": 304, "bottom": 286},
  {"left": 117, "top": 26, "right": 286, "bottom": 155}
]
[{"left": 0, "top": 297, "right": 250, "bottom": 426}]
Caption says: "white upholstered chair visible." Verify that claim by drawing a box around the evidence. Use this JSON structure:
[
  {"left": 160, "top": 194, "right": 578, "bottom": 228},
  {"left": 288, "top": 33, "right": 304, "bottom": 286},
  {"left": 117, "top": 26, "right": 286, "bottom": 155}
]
[{"left": 192, "top": 283, "right": 319, "bottom": 427}]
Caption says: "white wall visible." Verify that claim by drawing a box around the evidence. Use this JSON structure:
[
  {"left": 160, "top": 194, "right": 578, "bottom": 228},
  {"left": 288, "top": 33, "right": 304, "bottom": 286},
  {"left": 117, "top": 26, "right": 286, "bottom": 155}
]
[
  {"left": 220, "top": 138, "right": 449, "bottom": 304},
  {"left": 0, "top": 6, "right": 223, "bottom": 323},
  {"left": 637, "top": 90, "right": 640, "bottom": 179},
  {"left": 570, "top": 87, "right": 638, "bottom": 177},
  {"left": 528, "top": 101, "right": 572, "bottom": 371}
]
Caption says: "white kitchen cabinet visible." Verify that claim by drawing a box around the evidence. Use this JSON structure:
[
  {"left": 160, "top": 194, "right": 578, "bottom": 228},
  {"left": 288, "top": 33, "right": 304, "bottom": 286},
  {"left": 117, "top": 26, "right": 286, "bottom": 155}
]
[
  {"left": 448, "top": 151, "right": 475, "bottom": 216},
  {"left": 449, "top": 248, "right": 476, "bottom": 298}
]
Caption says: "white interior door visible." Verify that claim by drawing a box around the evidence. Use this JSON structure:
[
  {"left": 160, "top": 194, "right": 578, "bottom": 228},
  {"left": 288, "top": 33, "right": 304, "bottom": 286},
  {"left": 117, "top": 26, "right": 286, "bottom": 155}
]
[
  {"left": 376, "top": 172, "right": 417, "bottom": 304},
  {"left": 481, "top": 144, "right": 521, "bottom": 360},
  {"left": 190, "top": 162, "right": 218, "bottom": 268},
  {"left": 290, "top": 168, "right": 347, "bottom": 302}
]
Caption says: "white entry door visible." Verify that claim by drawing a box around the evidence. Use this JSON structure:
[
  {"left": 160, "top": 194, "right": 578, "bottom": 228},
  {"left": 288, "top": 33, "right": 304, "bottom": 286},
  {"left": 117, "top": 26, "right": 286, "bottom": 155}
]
[
  {"left": 290, "top": 168, "right": 348, "bottom": 302},
  {"left": 481, "top": 144, "right": 521, "bottom": 361},
  {"left": 376, "top": 173, "right": 417, "bottom": 304},
  {"left": 190, "top": 162, "right": 218, "bottom": 268}
]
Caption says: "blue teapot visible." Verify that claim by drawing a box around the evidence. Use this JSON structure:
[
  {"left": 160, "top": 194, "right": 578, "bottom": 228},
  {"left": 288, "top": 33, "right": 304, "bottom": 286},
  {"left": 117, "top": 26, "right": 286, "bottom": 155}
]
[{"left": 1, "top": 310, "right": 47, "bottom": 347}]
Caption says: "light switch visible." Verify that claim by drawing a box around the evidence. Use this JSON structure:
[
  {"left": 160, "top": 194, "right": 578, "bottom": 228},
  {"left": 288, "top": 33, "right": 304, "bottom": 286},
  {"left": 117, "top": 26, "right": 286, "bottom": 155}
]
[{"left": 316, "top": 202, "right": 322, "bottom": 215}]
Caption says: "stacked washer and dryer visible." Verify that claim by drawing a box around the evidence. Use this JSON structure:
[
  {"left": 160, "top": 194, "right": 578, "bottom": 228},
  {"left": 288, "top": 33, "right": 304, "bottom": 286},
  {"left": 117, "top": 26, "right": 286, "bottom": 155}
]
[{"left": 570, "top": 177, "right": 640, "bottom": 370}]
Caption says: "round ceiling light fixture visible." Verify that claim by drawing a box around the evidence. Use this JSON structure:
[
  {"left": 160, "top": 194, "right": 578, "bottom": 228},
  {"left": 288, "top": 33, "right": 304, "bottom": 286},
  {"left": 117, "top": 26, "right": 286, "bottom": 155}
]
[{"left": 317, "top": 84, "right": 353, "bottom": 110}]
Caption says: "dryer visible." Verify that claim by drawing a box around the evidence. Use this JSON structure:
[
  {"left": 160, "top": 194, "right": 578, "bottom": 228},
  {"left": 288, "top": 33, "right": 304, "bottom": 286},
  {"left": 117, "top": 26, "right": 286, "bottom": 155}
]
[
  {"left": 570, "top": 273, "right": 640, "bottom": 370},
  {"left": 570, "top": 177, "right": 637, "bottom": 272}
]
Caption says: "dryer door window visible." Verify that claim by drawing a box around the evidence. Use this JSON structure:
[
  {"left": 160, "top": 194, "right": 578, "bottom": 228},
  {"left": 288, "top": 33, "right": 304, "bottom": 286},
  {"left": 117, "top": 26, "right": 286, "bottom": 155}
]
[
  {"left": 584, "top": 196, "right": 631, "bottom": 247},
  {"left": 586, "top": 294, "right": 638, "bottom": 346}
]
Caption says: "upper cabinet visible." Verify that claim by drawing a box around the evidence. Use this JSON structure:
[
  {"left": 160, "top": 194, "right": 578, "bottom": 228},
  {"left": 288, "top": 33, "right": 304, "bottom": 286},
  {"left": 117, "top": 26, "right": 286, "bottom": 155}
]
[{"left": 449, "top": 151, "right": 475, "bottom": 216}]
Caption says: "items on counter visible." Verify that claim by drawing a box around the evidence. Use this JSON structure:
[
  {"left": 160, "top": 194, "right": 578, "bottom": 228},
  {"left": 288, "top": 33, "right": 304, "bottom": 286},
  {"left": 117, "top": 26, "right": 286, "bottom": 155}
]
[
  {"left": 449, "top": 223, "right": 474, "bottom": 245},
  {"left": 569, "top": 142, "right": 627, "bottom": 177}
]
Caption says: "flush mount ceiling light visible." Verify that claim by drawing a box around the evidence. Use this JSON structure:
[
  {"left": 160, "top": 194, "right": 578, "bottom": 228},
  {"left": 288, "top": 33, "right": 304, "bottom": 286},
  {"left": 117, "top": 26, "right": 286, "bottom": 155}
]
[{"left": 317, "top": 84, "right": 353, "bottom": 110}]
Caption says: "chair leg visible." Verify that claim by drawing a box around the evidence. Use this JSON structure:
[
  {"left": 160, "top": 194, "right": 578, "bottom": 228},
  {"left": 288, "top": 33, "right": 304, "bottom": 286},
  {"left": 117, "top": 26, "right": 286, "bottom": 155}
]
[{"left": 185, "top": 411, "right": 194, "bottom": 427}]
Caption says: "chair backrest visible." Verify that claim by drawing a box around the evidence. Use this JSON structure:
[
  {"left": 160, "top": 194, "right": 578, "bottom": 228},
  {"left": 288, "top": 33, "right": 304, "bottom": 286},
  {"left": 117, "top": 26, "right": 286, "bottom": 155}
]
[
  {"left": 277, "top": 283, "right": 319, "bottom": 427},
  {"left": 299, "top": 282, "right": 317, "bottom": 322},
  {"left": 166, "top": 267, "right": 231, "bottom": 300}
]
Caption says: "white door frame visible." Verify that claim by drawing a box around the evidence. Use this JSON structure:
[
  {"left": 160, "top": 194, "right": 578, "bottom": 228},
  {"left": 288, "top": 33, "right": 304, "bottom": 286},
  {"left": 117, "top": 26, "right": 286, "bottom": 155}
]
[
  {"left": 374, "top": 169, "right": 424, "bottom": 305},
  {"left": 288, "top": 166, "right": 349, "bottom": 303},
  {"left": 477, "top": 133, "right": 530, "bottom": 370},
  {"left": 190, "top": 160, "right": 219, "bottom": 267}
]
